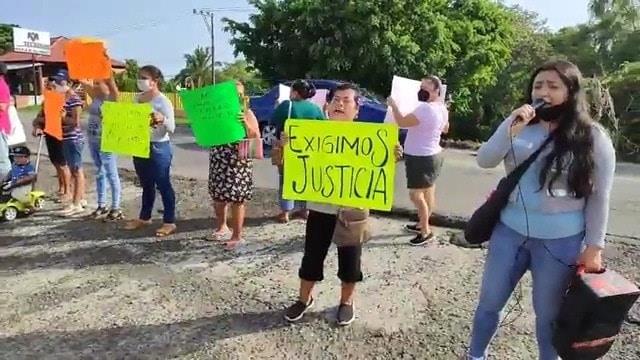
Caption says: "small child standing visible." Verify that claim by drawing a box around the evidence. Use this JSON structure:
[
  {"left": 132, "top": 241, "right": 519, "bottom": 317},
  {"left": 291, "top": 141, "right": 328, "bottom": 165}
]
[{"left": 2, "top": 146, "right": 36, "bottom": 203}]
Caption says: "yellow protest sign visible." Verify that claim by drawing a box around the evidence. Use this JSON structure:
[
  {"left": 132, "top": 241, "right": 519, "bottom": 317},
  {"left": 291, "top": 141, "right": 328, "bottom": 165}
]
[
  {"left": 282, "top": 119, "right": 397, "bottom": 211},
  {"left": 100, "top": 102, "right": 152, "bottom": 158}
]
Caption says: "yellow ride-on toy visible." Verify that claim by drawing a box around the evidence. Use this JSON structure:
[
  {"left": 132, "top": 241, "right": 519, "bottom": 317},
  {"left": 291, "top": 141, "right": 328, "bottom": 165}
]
[{"left": 0, "top": 136, "right": 46, "bottom": 221}]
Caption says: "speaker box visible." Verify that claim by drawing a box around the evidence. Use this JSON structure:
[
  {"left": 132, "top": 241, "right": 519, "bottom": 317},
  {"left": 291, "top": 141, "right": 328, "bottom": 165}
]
[{"left": 553, "top": 268, "right": 640, "bottom": 360}]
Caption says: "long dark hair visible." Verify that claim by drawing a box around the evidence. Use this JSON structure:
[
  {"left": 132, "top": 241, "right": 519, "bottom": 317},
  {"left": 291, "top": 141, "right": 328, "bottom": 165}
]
[{"left": 526, "top": 60, "right": 595, "bottom": 198}]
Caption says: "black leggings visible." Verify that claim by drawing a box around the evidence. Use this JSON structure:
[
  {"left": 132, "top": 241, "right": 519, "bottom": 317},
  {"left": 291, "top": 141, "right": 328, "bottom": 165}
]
[{"left": 298, "top": 210, "right": 363, "bottom": 283}]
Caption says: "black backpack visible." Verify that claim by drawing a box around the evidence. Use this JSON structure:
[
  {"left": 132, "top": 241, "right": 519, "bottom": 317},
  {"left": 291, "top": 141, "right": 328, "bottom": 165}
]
[{"left": 553, "top": 268, "right": 640, "bottom": 359}]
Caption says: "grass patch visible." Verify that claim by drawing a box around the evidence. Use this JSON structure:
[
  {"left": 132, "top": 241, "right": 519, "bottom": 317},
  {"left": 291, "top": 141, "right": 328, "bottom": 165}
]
[{"left": 18, "top": 105, "right": 41, "bottom": 112}]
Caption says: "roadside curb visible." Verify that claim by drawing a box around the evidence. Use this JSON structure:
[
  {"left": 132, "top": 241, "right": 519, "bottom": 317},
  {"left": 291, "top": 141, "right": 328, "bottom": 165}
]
[{"left": 376, "top": 207, "right": 469, "bottom": 231}]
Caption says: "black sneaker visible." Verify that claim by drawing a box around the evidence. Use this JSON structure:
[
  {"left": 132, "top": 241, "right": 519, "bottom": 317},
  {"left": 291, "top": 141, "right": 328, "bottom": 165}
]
[
  {"left": 89, "top": 207, "right": 109, "bottom": 219},
  {"left": 404, "top": 223, "right": 421, "bottom": 234},
  {"left": 284, "top": 297, "right": 314, "bottom": 322},
  {"left": 337, "top": 303, "right": 355, "bottom": 326},
  {"left": 105, "top": 209, "right": 125, "bottom": 222},
  {"left": 409, "top": 232, "right": 434, "bottom": 246}
]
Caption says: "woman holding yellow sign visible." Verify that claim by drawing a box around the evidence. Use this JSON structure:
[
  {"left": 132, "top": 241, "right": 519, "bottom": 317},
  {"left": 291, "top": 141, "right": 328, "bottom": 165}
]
[
  {"left": 282, "top": 83, "right": 404, "bottom": 326},
  {"left": 80, "top": 75, "right": 123, "bottom": 221},
  {"left": 123, "top": 65, "right": 177, "bottom": 237}
]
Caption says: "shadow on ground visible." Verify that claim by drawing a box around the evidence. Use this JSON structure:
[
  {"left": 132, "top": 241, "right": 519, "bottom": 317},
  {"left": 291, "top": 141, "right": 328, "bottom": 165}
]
[{"left": 0, "top": 308, "right": 296, "bottom": 359}]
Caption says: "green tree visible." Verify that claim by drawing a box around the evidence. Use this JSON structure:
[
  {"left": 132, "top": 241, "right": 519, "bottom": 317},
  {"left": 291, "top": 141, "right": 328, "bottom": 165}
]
[
  {"left": 0, "top": 24, "right": 19, "bottom": 55},
  {"left": 475, "top": 6, "right": 554, "bottom": 138},
  {"left": 224, "top": 0, "right": 518, "bottom": 115},
  {"left": 549, "top": 25, "right": 601, "bottom": 76},
  {"left": 114, "top": 59, "right": 140, "bottom": 92},
  {"left": 588, "top": 0, "right": 640, "bottom": 72},
  {"left": 604, "top": 61, "right": 640, "bottom": 159},
  {"left": 215, "top": 59, "right": 267, "bottom": 94}
]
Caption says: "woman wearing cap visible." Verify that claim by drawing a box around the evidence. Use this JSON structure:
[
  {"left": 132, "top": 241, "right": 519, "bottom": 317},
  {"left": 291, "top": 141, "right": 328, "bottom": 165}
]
[
  {"left": 270, "top": 80, "right": 325, "bottom": 223},
  {"left": 207, "top": 81, "right": 261, "bottom": 250},
  {"left": 387, "top": 75, "right": 449, "bottom": 246},
  {"left": 123, "top": 65, "right": 177, "bottom": 237},
  {"left": 50, "top": 70, "right": 87, "bottom": 217},
  {"left": 79, "top": 75, "right": 123, "bottom": 221},
  {"left": 32, "top": 79, "right": 72, "bottom": 202}
]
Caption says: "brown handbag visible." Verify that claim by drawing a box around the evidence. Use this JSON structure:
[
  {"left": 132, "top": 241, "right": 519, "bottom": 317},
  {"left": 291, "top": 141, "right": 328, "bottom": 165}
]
[{"left": 331, "top": 208, "right": 371, "bottom": 247}]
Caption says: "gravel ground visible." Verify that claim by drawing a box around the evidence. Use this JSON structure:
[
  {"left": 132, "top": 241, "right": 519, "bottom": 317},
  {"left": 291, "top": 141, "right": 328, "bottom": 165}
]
[{"left": 0, "top": 159, "right": 638, "bottom": 360}]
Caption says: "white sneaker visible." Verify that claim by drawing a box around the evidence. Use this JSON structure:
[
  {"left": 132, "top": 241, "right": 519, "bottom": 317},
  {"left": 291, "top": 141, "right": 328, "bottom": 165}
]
[{"left": 59, "top": 204, "right": 84, "bottom": 217}]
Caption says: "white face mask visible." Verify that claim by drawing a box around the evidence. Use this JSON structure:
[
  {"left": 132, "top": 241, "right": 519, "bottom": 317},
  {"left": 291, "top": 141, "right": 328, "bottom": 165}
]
[
  {"left": 137, "top": 79, "right": 152, "bottom": 92},
  {"left": 55, "top": 84, "right": 69, "bottom": 93}
]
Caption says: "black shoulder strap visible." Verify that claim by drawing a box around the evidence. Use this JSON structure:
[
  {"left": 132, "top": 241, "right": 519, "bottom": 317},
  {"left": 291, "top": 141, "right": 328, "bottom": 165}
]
[{"left": 507, "top": 135, "right": 554, "bottom": 181}]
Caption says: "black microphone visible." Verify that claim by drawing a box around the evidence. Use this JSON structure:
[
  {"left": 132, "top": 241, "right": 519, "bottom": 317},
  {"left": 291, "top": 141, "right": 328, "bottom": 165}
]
[
  {"left": 531, "top": 98, "right": 547, "bottom": 110},
  {"left": 512, "top": 98, "right": 548, "bottom": 125}
]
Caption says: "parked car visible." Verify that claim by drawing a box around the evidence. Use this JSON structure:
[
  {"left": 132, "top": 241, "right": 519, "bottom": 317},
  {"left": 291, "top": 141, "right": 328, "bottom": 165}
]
[{"left": 249, "top": 79, "right": 406, "bottom": 147}]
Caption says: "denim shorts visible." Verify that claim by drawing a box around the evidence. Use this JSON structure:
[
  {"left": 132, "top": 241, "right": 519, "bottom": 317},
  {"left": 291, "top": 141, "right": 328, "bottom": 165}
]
[{"left": 63, "top": 138, "right": 84, "bottom": 171}]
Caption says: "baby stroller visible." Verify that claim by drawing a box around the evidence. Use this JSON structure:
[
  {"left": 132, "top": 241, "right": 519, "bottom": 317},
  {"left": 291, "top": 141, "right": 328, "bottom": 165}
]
[{"left": 0, "top": 136, "right": 46, "bottom": 221}]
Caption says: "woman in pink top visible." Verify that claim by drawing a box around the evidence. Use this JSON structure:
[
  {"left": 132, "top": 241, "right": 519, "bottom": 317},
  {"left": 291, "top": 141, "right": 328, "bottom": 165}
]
[{"left": 388, "top": 75, "right": 449, "bottom": 245}]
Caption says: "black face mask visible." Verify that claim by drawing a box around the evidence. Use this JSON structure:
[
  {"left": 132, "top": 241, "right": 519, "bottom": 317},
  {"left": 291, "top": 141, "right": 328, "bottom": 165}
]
[
  {"left": 417, "top": 89, "right": 430, "bottom": 102},
  {"left": 534, "top": 102, "right": 572, "bottom": 122}
]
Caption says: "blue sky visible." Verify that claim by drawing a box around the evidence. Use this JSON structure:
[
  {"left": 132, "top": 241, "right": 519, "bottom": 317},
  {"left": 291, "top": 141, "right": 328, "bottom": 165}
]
[{"left": 4, "top": 0, "right": 590, "bottom": 77}]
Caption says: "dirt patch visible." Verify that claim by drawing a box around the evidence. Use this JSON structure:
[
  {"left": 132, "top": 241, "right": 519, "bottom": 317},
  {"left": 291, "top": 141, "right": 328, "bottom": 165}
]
[{"left": 0, "top": 158, "right": 638, "bottom": 359}]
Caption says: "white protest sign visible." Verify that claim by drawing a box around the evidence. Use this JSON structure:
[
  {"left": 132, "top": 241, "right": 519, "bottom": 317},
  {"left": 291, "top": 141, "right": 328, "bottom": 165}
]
[
  {"left": 385, "top": 75, "right": 421, "bottom": 123},
  {"left": 439, "top": 84, "right": 448, "bottom": 102},
  {"left": 310, "top": 88, "right": 329, "bottom": 109},
  {"left": 384, "top": 76, "right": 449, "bottom": 123},
  {"left": 277, "top": 84, "right": 290, "bottom": 104}
]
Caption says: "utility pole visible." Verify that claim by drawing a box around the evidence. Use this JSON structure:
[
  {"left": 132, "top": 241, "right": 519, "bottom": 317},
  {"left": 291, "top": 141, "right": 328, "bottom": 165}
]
[{"left": 193, "top": 8, "right": 215, "bottom": 84}]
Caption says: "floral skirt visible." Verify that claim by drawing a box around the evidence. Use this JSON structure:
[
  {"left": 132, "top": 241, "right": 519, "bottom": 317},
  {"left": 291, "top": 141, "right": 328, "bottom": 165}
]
[{"left": 208, "top": 144, "right": 254, "bottom": 203}]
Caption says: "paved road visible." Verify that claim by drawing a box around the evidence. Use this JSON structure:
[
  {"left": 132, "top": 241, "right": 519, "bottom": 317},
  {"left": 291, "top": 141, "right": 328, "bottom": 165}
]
[{"left": 20, "top": 111, "right": 640, "bottom": 238}]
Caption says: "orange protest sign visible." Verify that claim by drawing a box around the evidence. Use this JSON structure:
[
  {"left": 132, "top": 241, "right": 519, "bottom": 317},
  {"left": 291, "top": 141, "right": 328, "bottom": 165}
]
[
  {"left": 64, "top": 40, "right": 111, "bottom": 80},
  {"left": 44, "top": 90, "right": 65, "bottom": 140}
]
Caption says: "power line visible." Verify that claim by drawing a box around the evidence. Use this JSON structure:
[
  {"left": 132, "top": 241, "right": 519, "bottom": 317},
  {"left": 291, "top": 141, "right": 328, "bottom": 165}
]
[{"left": 94, "top": 12, "right": 192, "bottom": 38}]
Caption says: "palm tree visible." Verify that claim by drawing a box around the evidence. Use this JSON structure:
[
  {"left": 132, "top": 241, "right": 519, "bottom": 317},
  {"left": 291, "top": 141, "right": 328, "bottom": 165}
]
[
  {"left": 588, "top": 0, "right": 640, "bottom": 73},
  {"left": 590, "top": 0, "right": 639, "bottom": 28},
  {"left": 181, "top": 46, "right": 212, "bottom": 88}
]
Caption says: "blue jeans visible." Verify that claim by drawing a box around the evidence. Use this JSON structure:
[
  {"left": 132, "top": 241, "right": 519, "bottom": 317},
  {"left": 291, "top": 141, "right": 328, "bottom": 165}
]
[
  {"left": 469, "top": 222, "right": 583, "bottom": 360},
  {"left": 133, "top": 141, "right": 175, "bottom": 223},
  {"left": 88, "top": 139, "right": 121, "bottom": 209},
  {"left": 278, "top": 166, "right": 305, "bottom": 212},
  {"left": 62, "top": 137, "right": 84, "bottom": 171}
]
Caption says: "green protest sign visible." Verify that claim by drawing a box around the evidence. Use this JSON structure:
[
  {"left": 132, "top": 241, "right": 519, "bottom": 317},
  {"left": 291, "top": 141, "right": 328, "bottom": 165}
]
[{"left": 179, "top": 81, "right": 246, "bottom": 146}]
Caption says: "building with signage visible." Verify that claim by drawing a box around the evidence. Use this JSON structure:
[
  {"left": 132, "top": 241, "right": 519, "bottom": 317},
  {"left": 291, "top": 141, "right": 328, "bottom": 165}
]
[{"left": 0, "top": 34, "right": 126, "bottom": 108}]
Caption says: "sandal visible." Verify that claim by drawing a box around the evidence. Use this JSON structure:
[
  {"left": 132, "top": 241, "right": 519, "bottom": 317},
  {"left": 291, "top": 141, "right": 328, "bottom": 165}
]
[
  {"left": 156, "top": 223, "right": 177, "bottom": 238},
  {"left": 124, "top": 219, "right": 152, "bottom": 230},
  {"left": 224, "top": 239, "right": 243, "bottom": 251},
  {"left": 206, "top": 227, "right": 231, "bottom": 241},
  {"left": 276, "top": 212, "right": 289, "bottom": 224}
]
